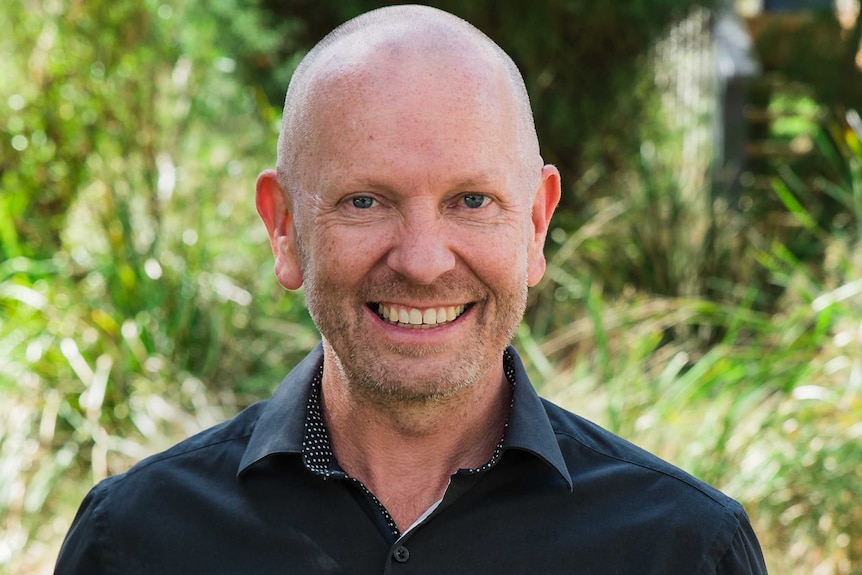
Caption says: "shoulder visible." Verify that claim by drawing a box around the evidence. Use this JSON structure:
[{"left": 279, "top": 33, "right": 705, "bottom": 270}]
[
  {"left": 120, "top": 400, "right": 265, "bottom": 481},
  {"left": 542, "top": 397, "right": 740, "bottom": 508},
  {"left": 56, "top": 401, "right": 270, "bottom": 573},
  {"left": 85, "top": 400, "right": 268, "bottom": 510},
  {"left": 539, "top": 399, "right": 765, "bottom": 573}
]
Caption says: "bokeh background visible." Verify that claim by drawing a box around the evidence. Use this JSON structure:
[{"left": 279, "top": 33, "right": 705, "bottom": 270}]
[{"left": 2, "top": 0, "right": 861, "bottom": 573}]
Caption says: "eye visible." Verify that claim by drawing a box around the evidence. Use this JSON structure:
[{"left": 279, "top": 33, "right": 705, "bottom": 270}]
[
  {"left": 462, "top": 194, "right": 490, "bottom": 209},
  {"left": 350, "top": 196, "right": 376, "bottom": 209}
]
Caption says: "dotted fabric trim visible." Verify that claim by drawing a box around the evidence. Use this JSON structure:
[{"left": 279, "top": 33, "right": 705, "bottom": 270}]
[
  {"left": 302, "top": 366, "right": 400, "bottom": 536},
  {"left": 459, "top": 348, "right": 516, "bottom": 475},
  {"left": 301, "top": 350, "right": 517, "bottom": 537}
]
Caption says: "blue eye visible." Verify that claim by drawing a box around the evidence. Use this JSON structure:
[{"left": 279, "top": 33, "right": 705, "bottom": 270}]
[
  {"left": 462, "top": 194, "right": 488, "bottom": 209},
  {"left": 351, "top": 196, "right": 375, "bottom": 209}
]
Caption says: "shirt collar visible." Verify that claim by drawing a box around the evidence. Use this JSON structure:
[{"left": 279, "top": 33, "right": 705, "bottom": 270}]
[
  {"left": 239, "top": 343, "right": 573, "bottom": 489},
  {"left": 502, "top": 346, "right": 573, "bottom": 489},
  {"left": 237, "top": 344, "right": 323, "bottom": 475}
]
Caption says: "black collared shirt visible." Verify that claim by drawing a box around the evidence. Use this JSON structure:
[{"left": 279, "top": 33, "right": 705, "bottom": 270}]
[{"left": 56, "top": 345, "right": 767, "bottom": 574}]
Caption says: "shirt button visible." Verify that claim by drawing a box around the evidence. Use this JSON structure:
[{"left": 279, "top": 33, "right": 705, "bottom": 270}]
[{"left": 393, "top": 545, "right": 410, "bottom": 563}]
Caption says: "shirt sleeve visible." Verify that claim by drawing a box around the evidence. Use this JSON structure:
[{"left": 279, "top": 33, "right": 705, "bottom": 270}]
[
  {"left": 715, "top": 512, "right": 768, "bottom": 575},
  {"left": 55, "top": 483, "right": 113, "bottom": 575}
]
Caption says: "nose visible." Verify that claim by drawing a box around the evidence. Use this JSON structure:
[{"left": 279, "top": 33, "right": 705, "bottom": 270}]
[{"left": 385, "top": 209, "right": 456, "bottom": 285}]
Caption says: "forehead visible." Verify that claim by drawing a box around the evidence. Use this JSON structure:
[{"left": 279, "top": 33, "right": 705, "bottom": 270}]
[
  {"left": 308, "top": 28, "right": 511, "bottom": 117},
  {"left": 298, "top": 36, "right": 522, "bottom": 192}
]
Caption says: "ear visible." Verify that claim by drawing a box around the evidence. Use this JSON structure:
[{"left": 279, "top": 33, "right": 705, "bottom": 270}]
[
  {"left": 255, "top": 169, "right": 303, "bottom": 290},
  {"left": 527, "top": 164, "right": 561, "bottom": 287}
]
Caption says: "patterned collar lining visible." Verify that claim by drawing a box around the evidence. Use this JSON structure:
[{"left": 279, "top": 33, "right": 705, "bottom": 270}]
[{"left": 301, "top": 349, "right": 517, "bottom": 538}]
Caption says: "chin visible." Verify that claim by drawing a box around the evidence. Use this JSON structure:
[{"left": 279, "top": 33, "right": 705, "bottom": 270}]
[{"left": 338, "top": 343, "right": 499, "bottom": 403}]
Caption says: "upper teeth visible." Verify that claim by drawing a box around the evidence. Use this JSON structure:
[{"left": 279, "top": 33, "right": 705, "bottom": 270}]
[{"left": 378, "top": 303, "right": 466, "bottom": 326}]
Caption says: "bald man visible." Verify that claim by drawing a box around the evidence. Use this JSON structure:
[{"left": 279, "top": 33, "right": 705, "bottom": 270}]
[{"left": 56, "top": 6, "right": 768, "bottom": 574}]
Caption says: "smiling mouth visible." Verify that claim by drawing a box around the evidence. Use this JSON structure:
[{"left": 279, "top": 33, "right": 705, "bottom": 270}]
[{"left": 372, "top": 302, "right": 470, "bottom": 329}]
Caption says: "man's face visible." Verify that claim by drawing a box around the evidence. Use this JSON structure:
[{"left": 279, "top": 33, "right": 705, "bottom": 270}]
[{"left": 271, "top": 50, "right": 557, "bottom": 401}]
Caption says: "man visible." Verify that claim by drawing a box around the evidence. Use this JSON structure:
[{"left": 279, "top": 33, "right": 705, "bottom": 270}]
[{"left": 56, "top": 5, "right": 767, "bottom": 573}]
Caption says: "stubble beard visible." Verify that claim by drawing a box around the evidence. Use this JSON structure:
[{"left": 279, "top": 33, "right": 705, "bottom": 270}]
[{"left": 300, "top": 247, "right": 528, "bottom": 404}]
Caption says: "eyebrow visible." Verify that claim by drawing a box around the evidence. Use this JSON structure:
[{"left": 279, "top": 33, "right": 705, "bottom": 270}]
[{"left": 333, "top": 172, "right": 505, "bottom": 195}]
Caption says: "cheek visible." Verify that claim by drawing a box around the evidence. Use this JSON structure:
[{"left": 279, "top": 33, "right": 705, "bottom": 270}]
[
  {"left": 306, "top": 225, "right": 393, "bottom": 284},
  {"left": 461, "top": 228, "right": 529, "bottom": 286}
]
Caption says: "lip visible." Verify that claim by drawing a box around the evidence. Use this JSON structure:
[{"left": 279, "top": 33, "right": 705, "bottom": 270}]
[
  {"left": 365, "top": 301, "right": 474, "bottom": 342},
  {"left": 374, "top": 301, "right": 469, "bottom": 327}
]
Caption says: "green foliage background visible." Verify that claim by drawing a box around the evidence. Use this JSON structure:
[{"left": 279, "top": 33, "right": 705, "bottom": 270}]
[{"left": 1, "top": 1, "right": 860, "bottom": 573}]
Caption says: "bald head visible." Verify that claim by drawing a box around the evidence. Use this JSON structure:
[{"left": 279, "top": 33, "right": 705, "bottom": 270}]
[{"left": 275, "top": 5, "right": 541, "bottom": 197}]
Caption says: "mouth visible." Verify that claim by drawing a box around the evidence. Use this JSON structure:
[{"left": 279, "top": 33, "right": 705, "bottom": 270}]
[{"left": 371, "top": 302, "right": 471, "bottom": 329}]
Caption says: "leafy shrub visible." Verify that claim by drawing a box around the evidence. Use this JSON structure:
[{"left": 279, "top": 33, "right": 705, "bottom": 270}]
[{"left": 0, "top": 1, "right": 316, "bottom": 571}]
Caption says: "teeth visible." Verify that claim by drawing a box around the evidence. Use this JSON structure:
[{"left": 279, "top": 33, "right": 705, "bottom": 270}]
[
  {"left": 378, "top": 303, "right": 467, "bottom": 327},
  {"left": 409, "top": 309, "right": 422, "bottom": 325}
]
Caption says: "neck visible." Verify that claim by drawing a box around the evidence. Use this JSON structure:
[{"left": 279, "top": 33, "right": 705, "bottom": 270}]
[{"left": 319, "top": 352, "right": 511, "bottom": 531}]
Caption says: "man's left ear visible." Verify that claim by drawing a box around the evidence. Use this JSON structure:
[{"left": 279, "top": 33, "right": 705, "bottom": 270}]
[{"left": 527, "top": 164, "right": 561, "bottom": 287}]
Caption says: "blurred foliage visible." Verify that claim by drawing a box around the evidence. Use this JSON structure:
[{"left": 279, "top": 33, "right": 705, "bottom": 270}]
[
  {"left": 1, "top": 0, "right": 861, "bottom": 574},
  {"left": 749, "top": 10, "right": 862, "bottom": 108},
  {"left": 741, "top": 9, "right": 862, "bottom": 276},
  {"left": 0, "top": 0, "right": 318, "bottom": 571},
  {"left": 534, "top": 111, "right": 862, "bottom": 573}
]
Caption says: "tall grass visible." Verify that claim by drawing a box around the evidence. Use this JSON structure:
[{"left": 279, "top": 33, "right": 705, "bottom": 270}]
[
  {"left": 519, "top": 112, "right": 862, "bottom": 574},
  {"left": 0, "top": 1, "right": 317, "bottom": 572}
]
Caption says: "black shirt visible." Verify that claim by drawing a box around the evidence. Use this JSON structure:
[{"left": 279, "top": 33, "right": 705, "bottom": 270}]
[{"left": 56, "top": 345, "right": 767, "bottom": 574}]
